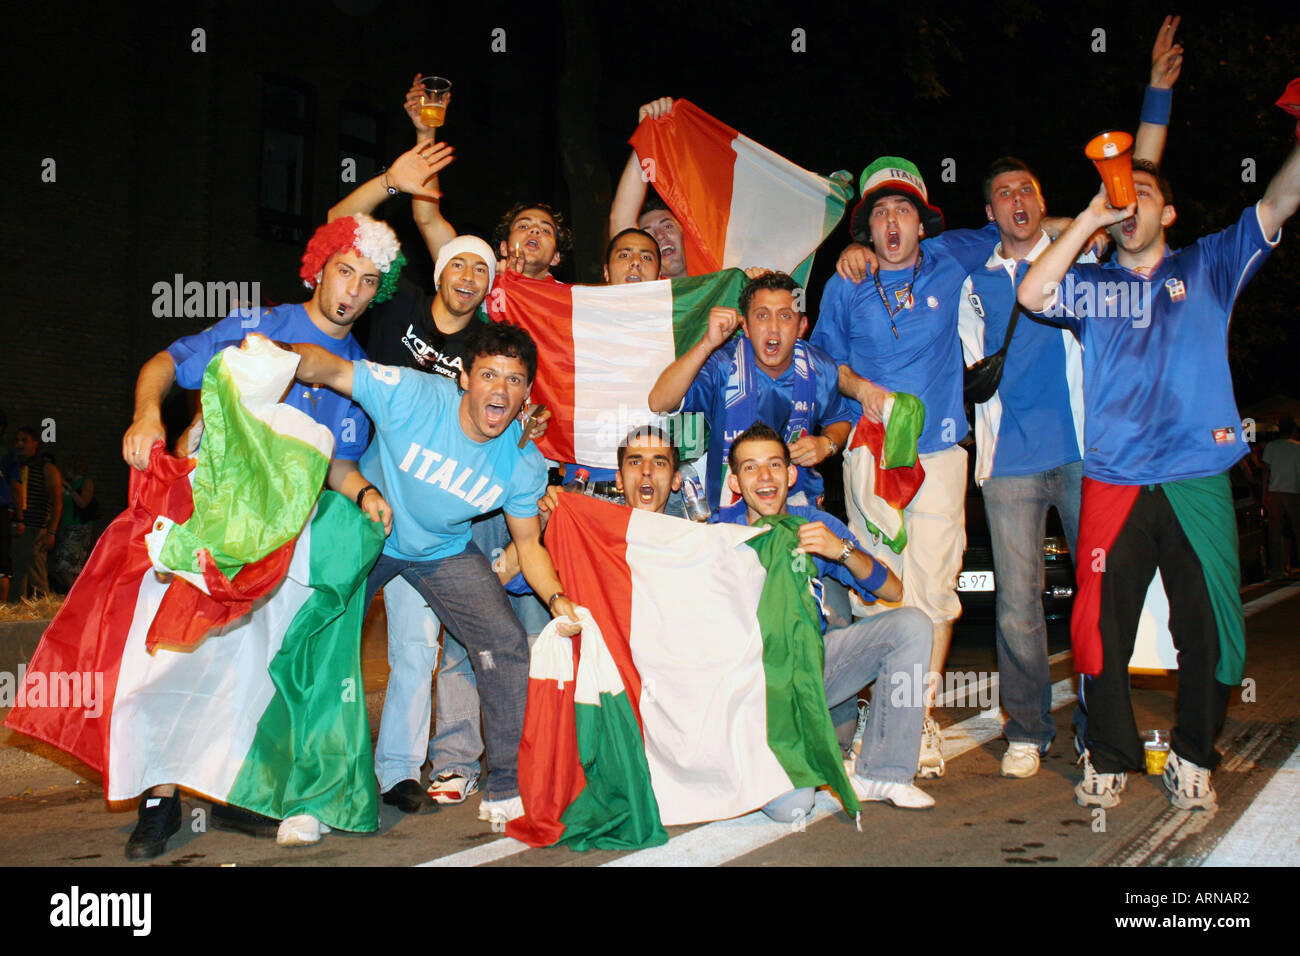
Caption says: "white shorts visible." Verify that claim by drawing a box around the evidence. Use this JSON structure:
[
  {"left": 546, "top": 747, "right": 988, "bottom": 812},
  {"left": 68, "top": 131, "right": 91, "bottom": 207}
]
[{"left": 844, "top": 443, "right": 966, "bottom": 626}]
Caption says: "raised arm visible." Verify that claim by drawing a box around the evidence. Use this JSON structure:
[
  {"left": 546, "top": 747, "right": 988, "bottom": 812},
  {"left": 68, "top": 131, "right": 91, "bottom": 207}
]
[
  {"left": 122, "top": 350, "right": 177, "bottom": 470},
  {"left": 608, "top": 97, "right": 674, "bottom": 241},
  {"left": 326, "top": 142, "right": 453, "bottom": 223},
  {"left": 1019, "top": 189, "right": 1134, "bottom": 313},
  {"left": 648, "top": 306, "right": 737, "bottom": 412},
  {"left": 402, "top": 74, "right": 458, "bottom": 261},
  {"left": 1134, "top": 15, "right": 1183, "bottom": 165},
  {"left": 1258, "top": 142, "right": 1300, "bottom": 240}
]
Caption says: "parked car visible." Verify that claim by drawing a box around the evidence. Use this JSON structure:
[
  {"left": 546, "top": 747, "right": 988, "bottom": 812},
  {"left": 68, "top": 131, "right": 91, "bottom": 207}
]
[{"left": 957, "top": 463, "right": 1076, "bottom": 624}]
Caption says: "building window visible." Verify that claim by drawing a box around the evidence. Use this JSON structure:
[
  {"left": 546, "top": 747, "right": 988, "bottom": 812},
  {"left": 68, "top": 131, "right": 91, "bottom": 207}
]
[
  {"left": 258, "top": 76, "right": 315, "bottom": 243},
  {"left": 338, "top": 103, "right": 385, "bottom": 201}
]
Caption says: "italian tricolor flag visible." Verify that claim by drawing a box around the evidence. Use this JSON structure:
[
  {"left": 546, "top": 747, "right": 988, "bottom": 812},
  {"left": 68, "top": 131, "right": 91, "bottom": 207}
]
[
  {"left": 5, "top": 342, "right": 385, "bottom": 832},
  {"left": 508, "top": 494, "right": 857, "bottom": 849},
  {"left": 628, "top": 98, "right": 853, "bottom": 283},
  {"left": 488, "top": 268, "right": 748, "bottom": 468}
]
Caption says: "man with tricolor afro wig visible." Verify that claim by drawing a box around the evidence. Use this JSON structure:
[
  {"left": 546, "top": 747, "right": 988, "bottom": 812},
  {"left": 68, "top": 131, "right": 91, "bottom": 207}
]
[
  {"left": 300, "top": 213, "right": 406, "bottom": 307},
  {"left": 119, "top": 214, "right": 405, "bottom": 857}
]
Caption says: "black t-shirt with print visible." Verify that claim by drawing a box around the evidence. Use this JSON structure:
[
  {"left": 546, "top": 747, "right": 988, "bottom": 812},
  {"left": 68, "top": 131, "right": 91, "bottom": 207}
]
[{"left": 363, "top": 278, "right": 482, "bottom": 382}]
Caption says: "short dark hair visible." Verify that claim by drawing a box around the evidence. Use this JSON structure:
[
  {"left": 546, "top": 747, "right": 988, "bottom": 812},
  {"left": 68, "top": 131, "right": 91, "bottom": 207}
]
[
  {"left": 1280, "top": 417, "right": 1296, "bottom": 439},
  {"left": 727, "top": 421, "right": 789, "bottom": 474},
  {"left": 617, "top": 424, "right": 680, "bottom": 472},
  {"left": 1131, "top": 158, "right": 1174, "bottom": 206},
  {"left": 738, "top": 271, "right": 800, "bottom": 317},
  {"left": 492, "top": 202, "right": 574, "bottom": 260},
  {"left": 464, "top": 320, "right": 538, "bottom": 384},
  {"left": 605, "top": 228, "right": 661, "bottom": 268},
  {"left": 982, "top": 156, "right": 1040, "bottom": 204},
  {"left": 638, "top": 191, "right": 671, "bottom": 218}
]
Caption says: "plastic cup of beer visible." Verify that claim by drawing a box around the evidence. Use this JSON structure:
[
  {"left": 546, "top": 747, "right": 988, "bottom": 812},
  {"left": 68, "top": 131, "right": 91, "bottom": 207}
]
[
  {"left": 419, "top": 76, "right": 451, "bottom": 128},
  {"left": 1085, "top": 130, "right": 1136, "bottom": 208},
  {"left": 1143, "top": 729, "right": 1171, "bottom": 775}
]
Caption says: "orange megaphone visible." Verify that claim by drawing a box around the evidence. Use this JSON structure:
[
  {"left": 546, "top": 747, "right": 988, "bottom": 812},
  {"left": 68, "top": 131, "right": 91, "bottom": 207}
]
[{"left": 1085, "top": 130, "right": 1136, "bottom": 208}]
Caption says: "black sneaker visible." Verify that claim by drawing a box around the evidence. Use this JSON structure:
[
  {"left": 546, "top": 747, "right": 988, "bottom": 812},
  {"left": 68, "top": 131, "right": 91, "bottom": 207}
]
[
  {"left": 125, "top": 792, "right": 181, "bottom": 861},
  {"left": 382, "top": 779, "right": 433, "bottom": 814},
  {"left": 211, "top": 803, "right": 280, "bottom": 838}
]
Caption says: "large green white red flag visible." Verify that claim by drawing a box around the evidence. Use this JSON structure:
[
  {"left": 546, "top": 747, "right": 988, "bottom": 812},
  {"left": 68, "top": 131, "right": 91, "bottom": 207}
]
[
  {"left": 4, "top": 342, "right": 384, "bottom": 832},
  {"left": 508, "top": 494, "right": 857, "bottom": 848},
  {"left": 488, "top": 268, "right": 747, "bottom": 468},
  {"left": 628, "top": 98, "right": 853, "bottom": 283}
]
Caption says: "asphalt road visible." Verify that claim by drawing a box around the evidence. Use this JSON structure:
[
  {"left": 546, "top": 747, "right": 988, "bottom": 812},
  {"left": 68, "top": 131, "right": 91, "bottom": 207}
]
[{"left": 1, "top": 585, "right": 1296, "bottom": 872}]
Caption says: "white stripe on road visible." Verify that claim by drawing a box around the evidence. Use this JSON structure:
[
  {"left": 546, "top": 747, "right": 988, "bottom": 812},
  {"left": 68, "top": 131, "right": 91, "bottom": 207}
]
[
  {"left": 1242, "top": 584, "right": 1300, "bottom": 617},
  {"left": 415, "top": 835, "right": 531, "bottom": 867},
  {"left": 1201, "top": 742, "right": 1300, "bottom": 867},
  {"left": 414, "top": 676, "right": 1081, "bottom": 868},
  {"left": 602, "top": 676, "right": 1080, "bottom": 868}
]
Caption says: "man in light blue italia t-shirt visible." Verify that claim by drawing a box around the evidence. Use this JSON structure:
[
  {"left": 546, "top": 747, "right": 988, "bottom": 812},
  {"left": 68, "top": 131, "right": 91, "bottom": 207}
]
[
  {"left": 1019, "top": 143, "right": 1300, "bottom": 814},
  {"left": 287, "top": 320, "right": 581, "bottom": 827}
]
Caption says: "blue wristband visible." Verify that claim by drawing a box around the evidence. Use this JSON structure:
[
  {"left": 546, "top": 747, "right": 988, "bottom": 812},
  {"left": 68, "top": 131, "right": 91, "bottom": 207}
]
[
  {"left": 862, "top": 556, "right": 889, "bottom": 597},
  {"left": 1141, "top": 85, "right": 1172, "bottom": 126}
]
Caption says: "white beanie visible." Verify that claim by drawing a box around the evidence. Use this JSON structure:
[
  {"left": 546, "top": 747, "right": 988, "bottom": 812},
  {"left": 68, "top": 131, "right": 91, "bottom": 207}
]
[{"left": 434, "top": 235, "right": 498, "bottom": 295}]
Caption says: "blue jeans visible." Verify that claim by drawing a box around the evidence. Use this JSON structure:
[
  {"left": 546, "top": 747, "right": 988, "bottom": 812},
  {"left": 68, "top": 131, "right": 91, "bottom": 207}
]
[
  {"left": 981, "top": 460, "right": 1082, "bottom": 751},
  {"left": 365, "top": 544, "right": 529, "bottom": 801},
  {"left": 427, "top": 512, "right": 549, "bottom": 777},
  {"left": 762, "top": 606, "right": 932, "bottom": 820},
  {"left": 375, "top": 576, "right": 443, "bottom": 793}
]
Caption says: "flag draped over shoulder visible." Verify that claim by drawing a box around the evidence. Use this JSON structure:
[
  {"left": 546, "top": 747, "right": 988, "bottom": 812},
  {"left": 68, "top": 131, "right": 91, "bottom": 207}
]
[
  {"left": 844, "top": 393, "right": 927, "bottom": 553},
  {"left": 143, "top": 337, "right": 334, "bottom": 650},
  {"left": 4, "top": 343, "right": 385, "bottom": 832},
  {"left": 507, "top": 494, "right": 857, "bottom": 849},
  {"left": 488, "top": 268, "right": 747, "bottom": 468},
  {"left": 628, "top": 98, "right": 853, "bottom": 283}
]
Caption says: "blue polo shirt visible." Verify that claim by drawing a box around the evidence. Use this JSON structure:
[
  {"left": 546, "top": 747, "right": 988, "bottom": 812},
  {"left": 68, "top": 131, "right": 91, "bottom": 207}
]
[
  {"left": 167, "top": 304, "right": 371, "bottom": 461},
  {"left": 811, "top": 226, "right": 994, "bottom": 454},
  {"left": 1033, "top": 204, "right": 1280, "bottom": 485},
  {"left": 958, "top": 230, "right": 1087, "bottom": 482},
  {"left": 352, "top": 362, "right": 547, "bottom": 561},
  {"left": 681, "top": 340, "right": 852, "bottom": 509}
]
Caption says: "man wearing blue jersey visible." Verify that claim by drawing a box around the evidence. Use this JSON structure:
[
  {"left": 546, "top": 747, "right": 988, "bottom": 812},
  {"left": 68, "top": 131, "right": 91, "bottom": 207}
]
[
  {"left": 118, "top": 213, "right": 404, "bottom": 857},
  {"left": 715, "top": 423, "right": 934, "bottom": 814},
  {"left": 289, "top": 320, "right": 582, "bottom": 828},
  {"left": 813, "top": 157, "right": 984, "bottom": 778},
  {"left": 650, "top": 271, "right": 853, "bottom": 513},
  {"left": 1019, "top": 140, "right": 1300, "bottom": 811}
]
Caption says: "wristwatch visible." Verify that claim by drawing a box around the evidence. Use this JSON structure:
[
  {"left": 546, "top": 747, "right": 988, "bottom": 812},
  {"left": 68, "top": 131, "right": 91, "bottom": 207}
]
[
  {"left": 838, "top": 537, "right": 856, "bottom": 563},
  {"left": 825, "top": 437, "right": 841, "bottom": 456}
]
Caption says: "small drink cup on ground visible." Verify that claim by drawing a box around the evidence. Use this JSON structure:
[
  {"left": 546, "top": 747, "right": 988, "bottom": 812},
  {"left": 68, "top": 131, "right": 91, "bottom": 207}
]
[
  {"left": 1143, "top": 729, "right": 1171, "bottom": 775},
  {"left": 1085, "top": 130, "right": 1136, "bottom": 208}
]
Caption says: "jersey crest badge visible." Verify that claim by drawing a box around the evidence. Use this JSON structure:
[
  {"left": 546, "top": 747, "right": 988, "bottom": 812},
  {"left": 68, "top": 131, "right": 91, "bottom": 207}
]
[
  {"left": 967, "top": 293, "right": 985, "bottom": 319},
  {"left": 1165, "top": 277, "right": 1186, "bottom": 302}
]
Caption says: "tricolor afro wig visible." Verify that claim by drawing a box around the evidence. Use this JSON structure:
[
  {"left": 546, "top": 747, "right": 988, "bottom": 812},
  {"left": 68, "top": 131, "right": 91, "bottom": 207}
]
[{"left": 300, "top": 213, "right": 406, "bottom": 304}]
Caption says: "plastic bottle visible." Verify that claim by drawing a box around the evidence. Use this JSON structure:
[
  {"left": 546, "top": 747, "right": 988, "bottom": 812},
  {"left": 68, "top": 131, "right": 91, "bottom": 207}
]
[
  {"left": 563, "top": 467, "right": 591, "bottom": 495},
  {"left": 678, "top": 463, "right": 711, "bottom": 522}
]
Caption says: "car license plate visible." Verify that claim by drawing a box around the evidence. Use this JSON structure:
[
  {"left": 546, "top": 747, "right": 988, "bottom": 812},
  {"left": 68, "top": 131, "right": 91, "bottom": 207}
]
[{"left": 958, "top": 571, "right": 995, "bottom": 592}]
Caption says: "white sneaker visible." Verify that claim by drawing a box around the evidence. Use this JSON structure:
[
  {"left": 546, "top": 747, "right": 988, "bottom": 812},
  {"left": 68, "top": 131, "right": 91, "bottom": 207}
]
[
  {"left": 851, "top": 699, "right": 870, "bottom": 758},
  {"left": 276, "top": 813, "right": 331, "bottom": 847},
  {"left": 477, "top": 795, "right": 524, "bottom": 825},
  {"left": 427, "top": 772, "right": 480, "bottom": 805},
  {"left": 917, "top": 716, "right": 945, "bottom": 778},
  {"left": 1074, "top": 750, "right": 1126, "bottom": 808},
  {"left": 1162, "top": 750, "right": 1217, "bottom": 811},
  {"left": 851, "top": 774, "right": 935, "bottom": 810},
  {"left": 1001, "top": 741, "right": 1042, "bottom": 779}
]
